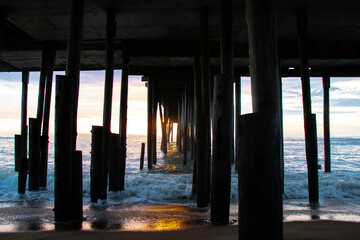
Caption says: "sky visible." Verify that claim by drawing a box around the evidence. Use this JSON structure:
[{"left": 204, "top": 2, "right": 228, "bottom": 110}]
[{"left": 0, "top": 71, "right": 359, "bottom": 138}]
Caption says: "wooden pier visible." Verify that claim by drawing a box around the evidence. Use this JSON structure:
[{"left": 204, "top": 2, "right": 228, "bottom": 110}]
[{"left": 2, "top": 0, "right": 359, "bottom": 237}]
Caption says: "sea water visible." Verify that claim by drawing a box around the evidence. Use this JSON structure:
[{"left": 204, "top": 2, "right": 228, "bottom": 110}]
[{"left": 0, "top": 134, "right": 360, "bottom": 221}]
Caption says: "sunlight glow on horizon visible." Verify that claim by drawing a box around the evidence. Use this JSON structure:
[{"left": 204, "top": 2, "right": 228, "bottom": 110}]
[{"left": 0, "top": 72, "right": 359, "bottom": 138}]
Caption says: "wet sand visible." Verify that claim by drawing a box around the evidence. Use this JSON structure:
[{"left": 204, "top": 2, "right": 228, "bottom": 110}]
[
  {"left": 1, "top": 200, "right": 360, "bottom": 239},
  {"left": 0, "top": 221, "right": 360, "bottom": 240}
]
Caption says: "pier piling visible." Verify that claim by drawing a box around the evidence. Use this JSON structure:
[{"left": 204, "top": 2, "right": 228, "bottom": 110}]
[
  {"left": 323, "top": 75, "right": 331, "bottom": 172},
  {"left": 243, "top": 0, "right": 283, "bottom": 237},
  {"left": 14, "top": 134, "right": 21, "bottom": 172},
  {"left": 297, "top": 8, "right": 319, "bottom": 204},
  {"left": 71, "top": 150, "right": 83, "bottom": 221},
  {"left": 109, "top": 133, "right": 123, "bottom": 191},
  {"left": 211, "top": 74, "right": 233, "bottom": 224},
  {"left": 119, "top": 43, "right": 130, "bottom": 187},
  {"left": 100, "top": 8, "right": 116, "bottom": 198},
  {"left": 140, "top": 142, "right": 145, "bottom": 170},
  {"left": 239, "top": 113, "right": 282, "bottom": 239},
  {"left": 90, "top": 126, "right": 103, "bottom": 203},
  {"left": 55, "top": 75, "right": 73, "bottom": 222},
  {"left": 18, "top": 70, "right": 29, "bottom": 195},
  {"left": 28, "top": 118, "right": 40, "bottom": 191},
  {"left": 40, "top": 47, "right": 56, "bottom": 188}
]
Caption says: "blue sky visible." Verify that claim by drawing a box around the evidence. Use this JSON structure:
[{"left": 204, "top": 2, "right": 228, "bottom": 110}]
[{"left": 0, "top": 71, "right": 359, "bottom": 137}]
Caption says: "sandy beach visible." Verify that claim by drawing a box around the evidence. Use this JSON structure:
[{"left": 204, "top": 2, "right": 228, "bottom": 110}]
[
  {"left": 1, "top": 200, "right": 360, "bottom": 240},
  {"left": 0, "top": 221, "right": 359, "bottom": 240}
]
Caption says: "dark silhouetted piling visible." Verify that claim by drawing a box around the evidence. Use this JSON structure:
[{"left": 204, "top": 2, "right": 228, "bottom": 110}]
[
  {"left": 305, "top": 114, "right": 319, "bottom": 204},
  {"left": 152, "top": 82, "right": 158, "bottom": 165},
  {"left": 140, "top": 142, "right": 145, "bottom": 170},
  {"left": 90, "top": 125, "right": 103, "bottom": 203},
  {"left": 100, "top": 8, "right": 116, "bottom": 198},
  {"left": 210, "top": 0, "right": 234, "bottom": 224},
  {"left": 65, "top": 0, "right": 84, "bottom": 150},
  {"left": 297, "top": 8, "right": 319, "bottom": 204},
  {"left": 119, "top": 44, "right": 129, "bottom": 191},
  {"left": 235, "top": 76, "right": 241, "bottom": 170},
  {"left": 109, "top": 133, "right": 123, "bottom": 191},
  {"left": 159, "top": 103, "right": 167, "bottom": 154},
  {"left": 15, "top": 134, "right": 21, "bottom": 172},
  {"left": 239, "top": 113, "right": 282, "bottom": 239},
  {"left": 211, "top": 74, "right": 233, "bottom": 224},
  {"left": 243, "top": 0, "right": 283, "bottom": 238},
  {"left": 40, "top": 47, "right": 56, "bottom": 188},
  {"left": 147, "top": 77, "right": 153, "bottom": 170},
  {"left": 18, "top": 70, "right": 29, "bottom": 195},
  {"left": 55, "top": 75, "right": 73, "bottom": 222},
  {"left": 194, "top": 44, "right": 206, "bottom": 207},
  {"left": 71, "top": 150, "right": 83, "bottom": 221},
  {"left": 28, "top": 118, "right": 40, "bottom": 191},
  {"left": 323, "top": 75, "right": 331, "bottom": 172},
  {"left": 199, "top": 7, "right": 212, "bottom": 206}
]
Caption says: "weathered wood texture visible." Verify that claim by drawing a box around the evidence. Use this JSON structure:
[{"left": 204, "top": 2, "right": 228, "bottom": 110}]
[
  {"left": 305, "top": 114, "right": 319, "bottom": 204},
  {"left": 14, "top": 134, "right": 21, "bottom": 172},
  {"left": 71, "top": 150, "right": 83, "bottom": 221},
  {"left": 40, "top": 47, "right": 56, "bottom": 188},
  {"left": 18, "top": 70, "right": 29, "bottom": 194},
  {"left": 147, "top": 78, "right": 153, "bottom": 170},
  {"left": 109, "top": 133, "right": 124, "bottom": 191},
  {"left": 100, "top": 8, "right": 116, "bottom": 198},
  {"left": 119, "top": 44, "right": 129, "bottom": 183},
  {"left": 235, "top": 76, "right": 241, "bottom": 170},
  {"left": 140, "top": 142, "right": 145, "bottom": 170},
  {"left": 323, "top": 75, "right": 331, "bottom": 172},
  {"left": 65, "top": 0, "right": 84, "bottom": 150},
  {"left": 239, "top": 113, "right": 283, "bottom": 240},
  {"left": 297, "top": 8, "right": 319, "bottom": 204},
  {"left": 55, "top": 75, "right": 73, "bottom": 222},
  {"left": 90, "top": 125, "right": 103, "bottom": 203},
  {"left": 200, "top": 7, "right": 211, "bottom": 205},
  {"left": 28, "top": 118, "right": 40, "bottom": 191},
  {"left": 211, "top": 74, "right": 233, "bottom": 224}
]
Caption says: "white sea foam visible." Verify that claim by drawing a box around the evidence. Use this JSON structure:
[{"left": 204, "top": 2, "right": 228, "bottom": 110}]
[{"left": 1, "top": 135, "right": 360, "bottom": 204}]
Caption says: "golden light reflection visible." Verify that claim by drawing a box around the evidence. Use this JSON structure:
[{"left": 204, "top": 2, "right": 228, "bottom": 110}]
[{"left": 122, "top": 205, "right": 191, "bottom": 231}]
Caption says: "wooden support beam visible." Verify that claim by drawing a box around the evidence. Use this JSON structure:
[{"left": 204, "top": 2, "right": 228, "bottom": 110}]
[
  {"left": 65, "top": 0, "right": 84, "bottom": 150},
  {"left": 28, "top": 118, "right": 40, "bottom": 191},
  {"left": 243, "top": 0, "right": 283, "bottom": 237},
  {"left": 18, "top": 70, "right": 29, "bottom": 194},
  {"left": 109, "top": 133, "right": 123, "bottom": 191},
  {"left": 119, "top": 44, "right": 130, "bottom": 189},
  {"left": 323, "top": 75, "right": 331, "bottom": 173},
  {"left": 239, "top": 113, "right": 282, "bottom": 239},
  {"left": 183, "top": 89, "right": 188, "bottom": 165},
  {"left": 55, "top": 75, "right": 73, "bottom": 222},
  {"left": 147, "top": 77, "right": 153, "bottom": 169},
  {"left": 14, "top": 134, "right": 21, "bottom": 172},
  {"left": 102, "top": 9, "right": 116, "bottom": 196},
  {"left": 305, "top": 114, "right": 319, "bottom": 204},
  {"left": 200, "top": 7, "right": 211, "bottom": 205},
  {"left": 36, "top": 48, "right": 48, "bottom": 129},
  {"left": 90, "top": 125, "right": 103, "bottom": 203},
  {"left": 211, "top": 0, "right": 234, "bottom": 224},
  {"left": 235, "top": 76, "right": 241, "bottom": 170},
  {"left": 40, "top": 47, "right": 56, "bottom": 188},
  {"left": 152, "top": 80, "right": 158, "bottom": 165},
  {"left": 211, "top": 74, "right": 233, "bottom": 224},
  {"left": 297, "top": 8, "right": 319, "bottom": 204},
  {"left": 140, "top": 143, "right": 145, "bottom": 170},
  {"left": 159, "top": 103, "right": 167, "bottom": 154},
  {"left": 71, "top": 150, "right": 83, "bottom": 221}
]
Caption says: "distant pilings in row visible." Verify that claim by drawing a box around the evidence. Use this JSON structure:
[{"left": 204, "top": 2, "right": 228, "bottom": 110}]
[{"left": 90, "top": 126, "right": 125, "bottom": 203}]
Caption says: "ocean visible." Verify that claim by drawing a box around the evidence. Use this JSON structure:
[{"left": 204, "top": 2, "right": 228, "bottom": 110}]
[{"left": 0, "top": 134, "right": 360, "bottom": 230}]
